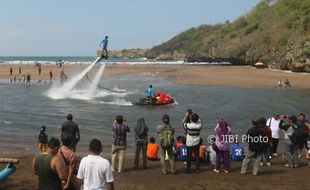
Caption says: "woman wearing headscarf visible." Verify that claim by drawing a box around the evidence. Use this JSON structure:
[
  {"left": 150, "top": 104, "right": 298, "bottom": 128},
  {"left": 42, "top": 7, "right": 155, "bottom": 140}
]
[
  {"left": 214, "top": 119, "right": 232, "bottom": 173},
  {"left": 134, "top": 118, "right": 149, "bottom": 169}
]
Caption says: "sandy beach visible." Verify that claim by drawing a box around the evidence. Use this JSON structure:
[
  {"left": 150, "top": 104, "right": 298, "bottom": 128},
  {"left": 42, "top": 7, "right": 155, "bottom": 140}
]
[
  {"left": 1, "top": 154, "right": 310, "bottom": 190},
  {"left": 1, "top": 64, "right": 310, "bottom": 89}
]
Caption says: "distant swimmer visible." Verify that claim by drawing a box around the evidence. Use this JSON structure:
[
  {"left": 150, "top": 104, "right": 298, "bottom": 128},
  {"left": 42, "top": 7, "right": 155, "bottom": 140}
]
[{"left": 99, "top": 36, "right": 108, "bottom": 60}]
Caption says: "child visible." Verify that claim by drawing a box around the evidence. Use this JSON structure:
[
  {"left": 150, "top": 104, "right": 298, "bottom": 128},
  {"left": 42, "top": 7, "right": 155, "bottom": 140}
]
[
  {"left": 176, "top": 137, "right": 187, "bottom": 163},
  {"left": 175, "top": 136, "right": 184, "bottom": 149},
  {"left": 147, "top": 137, "right": 159, "bottom": 160},
  {"left": 38, "top": 126, "right": 48, "bottom": 153},
  {"left": 230, "top": 140, "right": 245, "bottom": 161},
  {"left": 199, "top": 144, "right": 207, "bottom": 162},
  {"left": 206, "top": 137, "right": 216, "bottom": 166}
]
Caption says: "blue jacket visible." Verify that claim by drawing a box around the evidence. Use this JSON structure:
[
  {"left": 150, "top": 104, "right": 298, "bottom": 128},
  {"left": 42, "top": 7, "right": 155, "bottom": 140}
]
[
  {"left": 146, "top": 87, "right": 154, "bottom": 97},
  {"left": 99, "top": 39, "right": 108, "bottom": 48}
]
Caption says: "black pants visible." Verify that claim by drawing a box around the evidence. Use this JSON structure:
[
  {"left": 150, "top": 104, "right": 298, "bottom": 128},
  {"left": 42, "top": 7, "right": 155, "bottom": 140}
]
[
  {"left": 187, "top": 143, "right": 200, "bottom": 171},
  {"left": 271, "top": 138, "right": 279, "bottom": 154},
  {"left": 262, "top": 144, "right": 272, "bottom": 162},
  {"left": 134, "top": 141, "right": 147, "bottom": 168},
  {"left": 101, "top": 47, "right": 108, "bottom": 59}
]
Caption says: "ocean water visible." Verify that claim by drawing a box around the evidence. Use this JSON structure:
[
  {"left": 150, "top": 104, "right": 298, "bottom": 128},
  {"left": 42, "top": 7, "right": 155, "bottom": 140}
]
[
  {"left": 0, "top": 72, "right": 309, "bottom": 156},
  {"left": 0, "top": 56, "right": 229, "bottom": 65}
]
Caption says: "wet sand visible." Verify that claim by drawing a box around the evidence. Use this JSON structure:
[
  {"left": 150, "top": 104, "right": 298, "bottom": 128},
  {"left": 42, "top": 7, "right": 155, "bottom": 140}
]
[
  {"left": 1, "top": 154, "right": 310, "bottom": 190},
  {"left": 1, "top": 64, "right": 310, "bottom": 89}
]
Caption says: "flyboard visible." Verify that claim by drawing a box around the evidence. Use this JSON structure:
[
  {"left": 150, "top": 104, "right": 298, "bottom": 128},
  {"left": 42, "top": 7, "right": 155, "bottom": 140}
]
[
  {"left": 85, "top": 56, "right": 126, "bottom": 93},
  {"left": 0, "top": 158, "right": 19, "bottom": 182}
]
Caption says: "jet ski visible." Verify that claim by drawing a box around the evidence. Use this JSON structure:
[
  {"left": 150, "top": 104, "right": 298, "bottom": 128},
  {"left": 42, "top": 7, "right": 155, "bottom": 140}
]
[{"left": 136, "top": 92, "right": 174, "bottom": 105}]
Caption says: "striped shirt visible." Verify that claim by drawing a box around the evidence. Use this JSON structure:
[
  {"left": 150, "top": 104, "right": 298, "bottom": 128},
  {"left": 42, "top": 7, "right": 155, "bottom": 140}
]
[
  {"left": 112, "top": 123, "right": 130, "bottom": 146},
  {"left": 183, "top": 122, "right": 202, "bottom": 146}
]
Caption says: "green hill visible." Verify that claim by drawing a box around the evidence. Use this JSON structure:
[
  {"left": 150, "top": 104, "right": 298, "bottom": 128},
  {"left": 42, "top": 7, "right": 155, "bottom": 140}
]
[{"left": 146, "top": 0, "right": 310, "bottom": 71}]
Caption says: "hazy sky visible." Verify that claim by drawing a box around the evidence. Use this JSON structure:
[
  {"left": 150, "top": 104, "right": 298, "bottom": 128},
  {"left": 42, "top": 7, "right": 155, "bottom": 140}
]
[{"left": 0, "top": 0, "right": 261, "bottom": 56}]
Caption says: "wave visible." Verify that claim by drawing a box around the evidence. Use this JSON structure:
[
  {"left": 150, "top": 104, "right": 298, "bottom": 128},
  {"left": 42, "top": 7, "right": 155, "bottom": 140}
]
[
  {"left": 3, "top": 121, "right": 13, "bottom": 125},
  {"left": 89, "top": 99, "right": 133, "bottom": 106}
]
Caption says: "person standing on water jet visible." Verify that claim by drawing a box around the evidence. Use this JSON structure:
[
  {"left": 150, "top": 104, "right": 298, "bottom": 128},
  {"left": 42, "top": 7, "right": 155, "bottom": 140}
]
[
  {"left": 146, "top": 85, "right": 155, "bottom": 102},
  {"left": 99, "top": 36, "right": 108, "bottom": 60}
]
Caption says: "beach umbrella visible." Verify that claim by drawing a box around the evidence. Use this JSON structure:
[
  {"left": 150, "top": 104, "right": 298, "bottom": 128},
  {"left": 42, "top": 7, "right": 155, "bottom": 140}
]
[{"left": 255, "top": 62, "right": 264, "bottom": 66}]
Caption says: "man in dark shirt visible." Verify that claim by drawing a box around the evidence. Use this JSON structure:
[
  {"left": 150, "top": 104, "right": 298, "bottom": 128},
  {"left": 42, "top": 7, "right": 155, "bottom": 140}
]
[
  {"left": 241, "top": 117, "right": 266, "bottom": 176},
  {"left": 61, "top": 114, "right": 80, "bottom": 151},
  {"left": 297, "top": 113, "right": 310, "bottom": 157}
]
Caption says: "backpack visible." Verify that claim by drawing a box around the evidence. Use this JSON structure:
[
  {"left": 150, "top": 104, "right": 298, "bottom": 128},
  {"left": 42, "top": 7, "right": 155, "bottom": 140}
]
[
  {"left": 160, "top": 127, "right": 173, "bottom": 148},
  {"left": 289, "top": 125, "right": 305, "bottom": 145}
]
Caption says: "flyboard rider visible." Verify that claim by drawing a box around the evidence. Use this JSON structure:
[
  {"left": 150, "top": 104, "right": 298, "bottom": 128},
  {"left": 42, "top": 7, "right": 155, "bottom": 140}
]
[{"left": 99, "top": 36, "right": 108, "bottom": 60}]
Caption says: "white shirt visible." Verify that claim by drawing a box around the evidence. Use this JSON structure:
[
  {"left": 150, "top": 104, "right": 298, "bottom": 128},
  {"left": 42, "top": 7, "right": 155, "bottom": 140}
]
[
  {"left": 183, "top": 122, "right": 202, "bottom": 146},
  {"left": 77, "top": 155, "right": 114, "bottom": 190},
  {"left": 267, "top": 118, "right": 281, "bottom": 139},
  {"left": 207, "top": 145, "right": 216, "bottom": 165}
]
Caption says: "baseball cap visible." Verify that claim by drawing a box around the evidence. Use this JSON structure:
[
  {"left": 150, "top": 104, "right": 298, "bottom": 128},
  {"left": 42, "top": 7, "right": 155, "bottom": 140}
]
[{"left": 273, "top": 112, "right": 280, "bottom": 116}]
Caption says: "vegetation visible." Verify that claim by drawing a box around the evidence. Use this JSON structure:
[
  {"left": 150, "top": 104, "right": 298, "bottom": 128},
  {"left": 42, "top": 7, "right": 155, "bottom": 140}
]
[{"left": 146, "top": 0, "right": 310, "bottom": 69}]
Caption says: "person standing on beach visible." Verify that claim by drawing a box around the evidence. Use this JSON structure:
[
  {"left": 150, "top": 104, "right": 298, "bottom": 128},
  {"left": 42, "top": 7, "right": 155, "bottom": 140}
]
[
  {"left": 77, "top": 139, "right": 114, "bottom": 190},
  {"left": 240, "top": 118, "right": 266, "bottom": 176},
  {"left": 38, "top": 64, "right": 42, "bottom": 75},
  {"left": 99, "top": 36, "right": 108, "bottom": 59},
  {"left": 280, "top": 116, "right": 301, "bottom": 168},
  {"left": 19, "top": 67, "right": 21, "bottom": 74},
  {"left": 38, "top": 126, "right": 48, "bottom": 153},
  {"left": 261, "top": 122, "right": 272, "bottom": 166},
  {"left": 214, "top": 119, "right": 231, "bottom": 173},
  {"left": 182, "top": 112, "right": 202, "bottom": 173},
  {"left": 158, "top": 114, "right": 176, "bottom": 174},
  {"left": 111, "top": 115, "right": 130, "bottom": 173},
  {"left": 9, "top": 67, "right": 13, "bottom": 75},
  {"left": 49, "top": 69, "right": 53, "bottom": 82},
  {"left": 58, "top": 133, "right": 78, "bottom": 190},
  {"left": 32, "top": 138, "right": 67, "bottom": 190},
  {"left": 61, "top": 114, "right": 80, "bottom": 152},
  {"left": 26, "top": 72, "right": 31, "bottom": 83},
  {"left": 296, "top": 113, "right": 310, "bottom": 158},
  {"left": 266, "top": 112, "right": 283, "bottom": 157},
  {"left": 134, "top": 118, "right": 148, "bottom": 169}
]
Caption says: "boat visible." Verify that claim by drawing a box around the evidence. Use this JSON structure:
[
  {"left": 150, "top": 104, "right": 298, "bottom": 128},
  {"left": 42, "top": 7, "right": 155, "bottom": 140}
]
[{"left": 136, "top": 92, "right": 174, "bottom": 105}]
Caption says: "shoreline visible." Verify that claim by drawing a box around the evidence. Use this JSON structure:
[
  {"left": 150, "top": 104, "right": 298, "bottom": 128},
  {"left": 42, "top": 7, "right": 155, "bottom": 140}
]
[
  {"left": 1, "top": 64, "right": 310, "bottom": 89},
  {"left": 1, "top": 154, "right": 310, "bottom": 190}
]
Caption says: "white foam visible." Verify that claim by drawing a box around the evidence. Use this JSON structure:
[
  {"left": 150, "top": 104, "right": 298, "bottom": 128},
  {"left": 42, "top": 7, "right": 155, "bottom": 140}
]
[
  {"left": 46, "top": 57, "right": 100, "bottom": 99},
  {"left": 85, "top": 63, "right": 106, "bottom": 100},
  {"left": 89, "top": 99, "right": 133, "bottom": 106}
]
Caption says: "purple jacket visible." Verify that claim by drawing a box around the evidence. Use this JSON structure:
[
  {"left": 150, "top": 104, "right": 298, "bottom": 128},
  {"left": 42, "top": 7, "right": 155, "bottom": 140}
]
[{"left": 215, "top": 124, "right": 232, "bottom": 151}]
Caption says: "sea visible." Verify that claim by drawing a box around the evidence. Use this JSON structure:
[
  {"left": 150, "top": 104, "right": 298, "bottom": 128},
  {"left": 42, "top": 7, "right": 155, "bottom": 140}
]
[
  {"left": 0, "top": 56, "right": 309, "bottom": 156},
  {"left": 0, "top": 56, "right": 230, "bottom": 65}
]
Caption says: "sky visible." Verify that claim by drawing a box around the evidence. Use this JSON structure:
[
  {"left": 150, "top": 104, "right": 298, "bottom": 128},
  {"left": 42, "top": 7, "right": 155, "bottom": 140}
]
[{"left": 0, "top": 0, "right": 261, "bottom": 56}]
